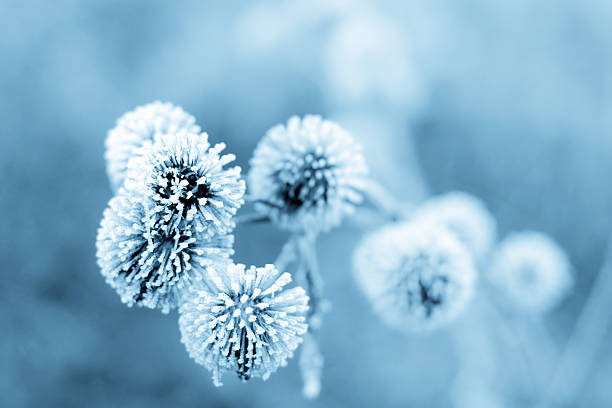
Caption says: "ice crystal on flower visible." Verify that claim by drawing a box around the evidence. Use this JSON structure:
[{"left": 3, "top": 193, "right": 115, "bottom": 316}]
[
  {"left": 105, "top": 101, "right": 200, "bottom": 192},
  {"left": 248, "top": 115, "right": 368, "bottom": 232},
  {"left": 124, "top": 131, "right": 245, "bottom": 237},
  {"left": 179, "top": 263, "right": 309, "bottom": 386},
  {"left": 488, "top": 232, "right": 573, "bottom": 315},
  {"left": 353, "top": 221, "right": 476, "bottom": 332},
  {"left": 412, "top": 191, "right": 497, "bottom": 263},
  {"left": 96, "top": 192, "right": 233, "bottom": 313}
]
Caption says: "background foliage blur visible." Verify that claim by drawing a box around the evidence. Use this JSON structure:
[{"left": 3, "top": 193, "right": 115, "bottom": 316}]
[{"left": 2, "top": 0, "right": 612, "bottom": 406}]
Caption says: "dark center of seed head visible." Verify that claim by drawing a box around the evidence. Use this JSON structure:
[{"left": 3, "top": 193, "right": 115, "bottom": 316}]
[
  {"left": 277, "top": 153, "right": 334, "bottom": 212},
  {"left": 158, "top": 168, "right": 213, "bottom": 209}
]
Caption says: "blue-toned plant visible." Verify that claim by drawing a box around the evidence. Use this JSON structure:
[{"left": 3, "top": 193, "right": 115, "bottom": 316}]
[{"left": 96, "top": 102, "right": 578, "bottom": 402}]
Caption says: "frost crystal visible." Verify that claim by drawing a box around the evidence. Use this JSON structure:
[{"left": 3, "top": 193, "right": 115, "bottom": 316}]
[
  {"left": 179, "top": 263, "right": 309, "bottom": 386},
  {"left": 488, "top": 232, "right": 573, "bottom": 315},
  {"left": 353, "top": 222, "right": 476, "bottom": 332},
  {"left": 248, "top": 115, "right": 368, "bottom": 232},
  {"left": 105, "top": 101, "right": 201, "bottom": 192},
  {"left": 124, "top": 131, "right": 245, "bottom": 237},
  {"left": 412, "top": 191, "right": 497, "bottom": 263},
  {"left": 96, "top": 192, "right": 233, "bottom": 313}
]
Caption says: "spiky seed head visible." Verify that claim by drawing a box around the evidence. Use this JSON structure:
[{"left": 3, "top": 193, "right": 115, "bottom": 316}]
[
  {"left": 125, "top": 131, "right": 245, "bottom": 238},
  {"left": 248, "top": 115, "right": 368, "bottom": 232},
  {"left": 96, "top": 192, "right": 233, "bottom": 313},
  {"left": 105, "top": 101, "right": 200, "bottom": 192},
  {"left": 179, "top": 263, "right": 309, "bottom": 386}
]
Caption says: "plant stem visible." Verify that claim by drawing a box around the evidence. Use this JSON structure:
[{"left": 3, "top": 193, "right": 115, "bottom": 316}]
[
  {"left": 450, "top": 291, "right": 503, "bottom": 407},
  {"left": 485, "top": 287, "right": 543, "bottom": 404},
  {"left": 292, "top": 232, "right": 326, "bottom": 398},
  {"left": 296, "top": 233, "right": 326, "bottom": 330},
  {"left": 299, "top": 332, "right": 324, "bottom": 399},
  {"left": 362, "top": 178, "right": 409, "bottom": 222},
  {"left": 538, "top": 239, "right": 612, "bottom": 407},
  {"left": 273, "top": 237, "right": 298, "bottom": 272},
  {"left": 234, "top": 212, "right": 270, "bottom": 224}
]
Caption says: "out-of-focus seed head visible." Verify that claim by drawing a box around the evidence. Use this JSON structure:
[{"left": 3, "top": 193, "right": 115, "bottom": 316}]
[
  {"left": 488, "top": 231, "right": 573, "bottom": 315},
  {"left": 412, "top": 191, "right": 497, "bottom": 264},
  {"left": 353, "top": 221, "right": 476, "bottom": 332}
]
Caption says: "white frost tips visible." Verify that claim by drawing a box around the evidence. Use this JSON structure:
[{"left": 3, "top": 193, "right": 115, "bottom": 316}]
[
  {"left": 105, "top": 101, "right": 201, "bottom": 192},
  {"left": 353, "top": 221, "right": 477, "bottom": 332},
  {"left": 179, "top": 263, "right": 309, "bottom": 385},
  {"left": 124, "top": 131, "right": 246, "bottom": 238},
  {"left": 248, "top": 115, "right": 368, "bottom": 232},
  {"left": 95, "top": 190, "right": 234, "bottom": 313}
]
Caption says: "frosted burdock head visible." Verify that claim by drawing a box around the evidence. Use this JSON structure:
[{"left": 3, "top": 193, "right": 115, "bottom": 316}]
[
  {"left": 179, "top": 263, "right": 309, "bottom": 386},
  {"left": 125, "top": 131, "right": 245, "bottom": 237},
  {"left": 488, "top": 232, "right": 573, "bottom": 315},
  {"left": 96, "top": 192, "right": 233, "bottom": 313},
  {"left": 248, "top": 115, "right": 368, "bottom": 232},
  {"left": 412, "top": 191, "right": 497, "bottom": 263},
  {"left": 353, "top": 221, "right": 476, "bottom": 332},
  {"left": 105, "top": 101, "right": 200, "bottom": 192}
]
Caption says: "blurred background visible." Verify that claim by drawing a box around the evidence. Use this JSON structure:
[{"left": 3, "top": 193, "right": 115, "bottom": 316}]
[{"left": 2, "top": 0, "right": 612, "bottom": 406}]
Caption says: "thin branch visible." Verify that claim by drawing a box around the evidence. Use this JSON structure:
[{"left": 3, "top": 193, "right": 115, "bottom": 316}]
[
  {"left": 361, "top": 178, "right": 410, "bottom": 222},
  {"left": 297, "top": 233, "right": 326, "bottom": 330},
  {"left": 538, "top": 239, "right": 612, "bottom": 407},
  {"left": 450, "top": 291, "right": 503, "bottom": 406},
  {"left": 299, "top": 332, "right": 324, "bottom": 399},
  {"left": 294, "top": 232, "right": 326, "bottom": 399},
  {"left": 274, "top": 237, "right": 298, "bottom": 272},
  {"left": 485, "top": 288, "right": 542, "bottom": 404},
  {"left": 234, "top": 212, "right": 270, "bottom": 224}
]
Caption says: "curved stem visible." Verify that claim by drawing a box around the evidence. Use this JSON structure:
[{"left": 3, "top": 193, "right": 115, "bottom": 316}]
[
  {"left": 485, "top": 287, "right": 543, "bottom": 404},
  {"left": 299, "top": 332, "right": 324, "bottom": 399},
  {"left": 234, "top": 212, "right": 270, "bottom": 224},
  {"left": 361, "top": 178, "right": 410, "bottom": 222},
  {"left": 292, "top": 232, "right": 327, "bottom": 398},
  {"left": 297, "top": 233, "right": 326, "bottom": 330},
  {"left": 274, "top": 236, "right": 298, "bottom": 272},
  {"left": 538, "top": 239, "right": 612, "bottom": 407},
  {"left": 450, "top": 291, "right": 502, "bottom": 407},
  {"left": 516, "top": 316, "right": 559, "bottom": 398}
]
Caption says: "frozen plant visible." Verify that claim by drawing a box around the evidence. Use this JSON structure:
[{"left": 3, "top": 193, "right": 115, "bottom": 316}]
[
  {"left": 124, "top": 131, "right": 245, "bottom": 237},
  {"left": 99, "top": 104, "right": 473, "bottom": 398},
  {"left": 179, "top": 263, "right": 309, "bottom": 386},
  {"left": 248, "top": 115, "right": 368, "bottom": 232},
  {"left": 96, "top": 192, "right": 234, "bottom": 313},
  {"left": 488, "top": 231, "right": 573, "bottom": 316},
  {"left": 353, "top": 221, "right": 476, "bottom": 332},
  {"left": 105, "top": 101, "right": 200, "bottom": 192},
  {"left": 299, "top": 333, "right": 324, "bottom": 399},
  {"left": 246, "top": 114, "right": 370, "bottom": 394},
  {"left": 412, "top": 191, "right": 497, "bottom": 263}
]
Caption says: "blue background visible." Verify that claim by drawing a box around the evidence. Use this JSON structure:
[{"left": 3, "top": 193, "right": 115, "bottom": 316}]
[{"left": 2, "top": 1, "right": 612, "bottom": 406}]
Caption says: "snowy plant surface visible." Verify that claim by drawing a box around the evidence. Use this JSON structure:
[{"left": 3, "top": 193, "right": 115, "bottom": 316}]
[{"left": 3, "top": 1, "right": 612, "bottom": 408}]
